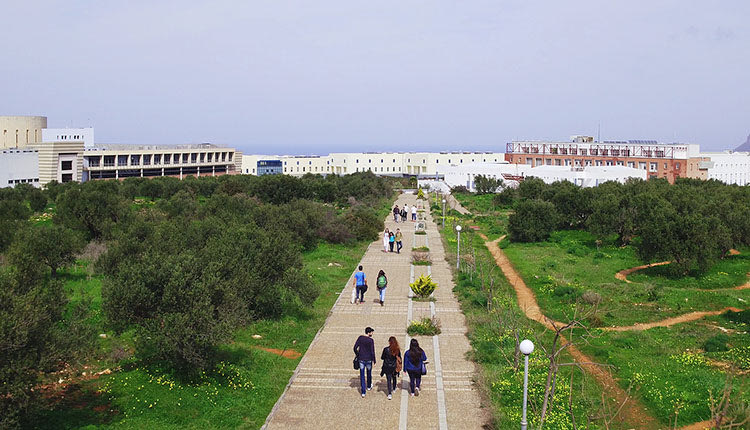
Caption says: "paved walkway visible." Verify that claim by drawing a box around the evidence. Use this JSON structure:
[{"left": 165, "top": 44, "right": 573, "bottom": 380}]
[{"left": 263, "top": 194, "right": 488, "bottom": 429}]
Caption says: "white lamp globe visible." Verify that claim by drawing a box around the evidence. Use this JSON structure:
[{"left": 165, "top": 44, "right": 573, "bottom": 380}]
[
  {"left": 456, "top": 225, "right": 462, "bottom": 232},
  {"left": 519, "top": 339, "right": 534, "bottom": 355},
  {"left": 442, "top": 199, "right": 446, "bottom": 203}
]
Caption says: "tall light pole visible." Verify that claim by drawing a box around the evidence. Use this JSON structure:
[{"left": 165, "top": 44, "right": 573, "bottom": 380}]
[
  {"left": 455, "top": 225, "right": 462, "bottom": 270},
  {"left": 442, "top": 199, "right": 446, "bottom": 229},
  {"left": 519, "top": 339, "right": 535, "bottom": 430}
]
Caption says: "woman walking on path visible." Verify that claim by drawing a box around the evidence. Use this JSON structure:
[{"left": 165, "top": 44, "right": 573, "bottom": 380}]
[
  {"left": 388, "top": 231, "right": 395, "bottom": 252},
  {"left": 382, "top": 228, "right": 390, "bottom": 252},
  {"left": 395, "top": 229, "right": 403, "bottom": 253},
  {"left": 404, "top": 339, "right": 427, "bottom": 396},
  {"left": 376, "top": 269, "right": 388, "bottom": 306},
  {"left": 393, "top": 205, "right": 400, "bottom": 222},
  {"left": 380, "top": 336, "right": 402, "bottom": 400},
  {"left": 353, "top": 327, "right": 376, "bottom": 397}
]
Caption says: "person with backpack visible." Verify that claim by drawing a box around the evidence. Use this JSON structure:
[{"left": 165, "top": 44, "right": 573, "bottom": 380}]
[
  {"left": 353, "top": 265, "right": 367, "bottom": 305},
  {"left": 404, "top": 338, "right": 427, "bottom": 396},
  {"left": 400, "top": 207, "right": 407, "bottom": 222},
  {"left": 388, "top": 231, "right": 395, "bottom": 252},
  {"left": 395, "top": 228, "right": 403, "bottom": 254},
  {"left": 376, "top": 269, "right": 388, "bottom": 306},
  {"left": 380, "top": 336, "right": 402, "bottom": 400},
  {"left": 353, "top": 327, "right": 376, "bottom": 397}
]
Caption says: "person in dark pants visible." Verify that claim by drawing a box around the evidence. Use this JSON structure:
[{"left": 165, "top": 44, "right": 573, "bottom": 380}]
[
  {"left": 393, "top": 205, "right": 400, "bottom": 222},
  {"left": 389, "top": 231, "right": 395, "bottom": 252},
  {"left": 353, "top": 327, "right": 376, "bottom": 397},
  {"left": 404, "top": 338, "right": 427, "bottom": 396},
  {"left": 353, "top": 265, "right": 367, "bottom": 305},
  {"left": 380, "top": 336, "right": 402, "bottom": 400},
  {"left": 395, "top": 229, "right": 403, "bottom": 253}
]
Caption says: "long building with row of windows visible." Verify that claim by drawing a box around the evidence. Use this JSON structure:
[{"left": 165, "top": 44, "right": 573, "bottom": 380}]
[{"left": 1, "top": 116, "right": 240, "bottom": 187}]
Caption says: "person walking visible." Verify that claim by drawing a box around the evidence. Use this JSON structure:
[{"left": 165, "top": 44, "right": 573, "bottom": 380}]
[
  {"left": 403, "top": 204, "right": 409, "bottom": 222},
  {"left": 380, "top": 336, "right": 402, "bottom": 400},
  {"left": 404, "top": 338, "right": 427, "bottom": 396},
  {"left": 382, "top": 228, "right": 390, "bottom": 252},
  {"left": 411, "top": 205, "right": 417, "bottom": 221},
  {"left": 353, "top": 327, "right": 376, "bottom": 397},
  {"left": 400, "top": 206, "right": 407, "bottom": 222},
  {"left": 388, "top": 231, "right": 395, "bottom": 252},
  {"left": 353, "top": 265, "right": 367, "bottom": 305},
  {"left": 395, "top": 228, "right": 403, "bottom": 254},
  {"left": 376, "top": 269, "right": 388, "bottom": 306},
  {"left": 393, "top": 205, "right": 400, "bottom": 222}
]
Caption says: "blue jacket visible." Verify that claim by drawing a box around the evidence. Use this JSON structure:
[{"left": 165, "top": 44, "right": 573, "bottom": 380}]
[{"left": 403, "top": 349, "right": 427, "bottom": 372}]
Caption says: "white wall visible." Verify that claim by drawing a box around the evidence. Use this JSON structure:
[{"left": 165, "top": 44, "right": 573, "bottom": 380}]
[
  {"left": 43, "top": 127, "right": 95, "bottom": 148},
  {"left": 0, "top": 148, "right": 40, "bottom": 188},
  {"left": 702, "top": 151, "right": 750, "bottom": 185}
]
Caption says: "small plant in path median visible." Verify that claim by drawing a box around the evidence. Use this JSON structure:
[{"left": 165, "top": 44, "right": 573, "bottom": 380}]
[
  {"left": 416, "top": 188, "right": 426, "bottom": 200},
  {"left": 410, "top": 274, "right": 437, "bottom": 298},
  {"left": 407, "top": 317, "right": 441, "bottom": 336},
  {"left": 411, "top": 251, "right": 432, "bottom": 266},
  {"left": 412, "top": 246, "right": 429, "bottom": 252}
]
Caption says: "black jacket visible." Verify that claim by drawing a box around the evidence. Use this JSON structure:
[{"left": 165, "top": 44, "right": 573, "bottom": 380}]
[{"left": 380, "top": 346, "right": 401, "bottom": 375}]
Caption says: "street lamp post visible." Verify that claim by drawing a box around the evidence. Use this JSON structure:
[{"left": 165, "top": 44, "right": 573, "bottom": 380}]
[
  {"left": 455, "top": 225, "right": 462, "bottom": 270},
  {"left": 519, "top": 339, "right": 535, "bottom": 430},
  {"left": 442, "top": 199, "right": 446, "bottom": 228}
]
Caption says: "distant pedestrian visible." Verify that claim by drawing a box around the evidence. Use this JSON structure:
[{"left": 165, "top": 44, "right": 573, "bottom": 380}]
[
  {"left": 395, "top": 229, "right": 403, "bottom": 253},
  {"left": 354, "top": 327, "right": 376, "bottom": 397},
  {"left": 389, "top": 231, "right": 395, "bottom": 252},
  {"left": 404, "top": 339, "right": 427, "bottom": 396},
  {"left": 401, "top": 207, "right": 407, "bottom": 222},
  {"left": 380, "top": 336, "right": 402, "bottom": 400},
  {"left": 393, "top": 205, "right": 400, "bottom": 222},
  {"left": 353, "top": 265, "right": 367, "bottom": 305},
  {"left": 376, "top": 269, "right": 388, "bottom": 306},
  {"left": 383, "top": 228, "right": 390, "bottom": 252},
  {"left": 411, "top": 205, "right": 417, "bottom": 221},
  {"left": 403, "top": 204, "right": 409, "bottom": 219}
]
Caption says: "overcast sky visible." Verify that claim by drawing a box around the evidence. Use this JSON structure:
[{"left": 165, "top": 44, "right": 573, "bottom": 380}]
[{"left": 2, "top": 1, "right": 748, "bottom": 154}]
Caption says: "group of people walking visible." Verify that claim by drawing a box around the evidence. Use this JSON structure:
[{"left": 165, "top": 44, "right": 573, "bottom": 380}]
[
  {"left": 382, "top": 228, "right": 403, "bottom": 253},
  {"left": 352, "top": 266, "right": 389, "bottom": 305},
  {"left": 392, "top": 204, "right": 418, "bottom": 223},
  {"left": 353, "top": 327, "right": 429, "bottom": 399}
]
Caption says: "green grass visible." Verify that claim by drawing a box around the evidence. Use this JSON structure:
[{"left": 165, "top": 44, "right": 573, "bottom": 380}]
[
  {"left": 502, "top": 230, "right": 750, "bottom": 327},
  {"left": 32, "top": 240, "right": 370, "bottom": 429},
  {"left": 580, "top": 319, "right": 750, "bottom": 425},
  {"left": 630, "top": 253, "right": 750, "bottom": 290}
]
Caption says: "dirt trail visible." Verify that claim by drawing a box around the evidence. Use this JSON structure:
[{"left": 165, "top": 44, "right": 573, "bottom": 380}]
[
  {"left": 251, "top": 346, "right": 302, "bottom": 359},
  {"left": 482, "top": 234, "right": 658, "bottom": 428},
  {"left": 605, "top": 308, "right": 742, "bottom": 332}
]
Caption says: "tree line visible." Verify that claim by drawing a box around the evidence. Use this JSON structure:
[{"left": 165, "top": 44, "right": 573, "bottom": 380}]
[
  {"left": 0, "top": 172, "right": 392, "bottom": 428},
  {"left": 486, "top": 177, "right": 750, "bottom": 275}
]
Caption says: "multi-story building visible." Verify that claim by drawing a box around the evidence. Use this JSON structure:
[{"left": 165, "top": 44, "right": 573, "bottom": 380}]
[
  {"left": 697, "top": 151, "right": 750, "bottom": 185},
  {"left": 43, "top": 127, "right": 95, "bottom": 148},
  {"left": 83, "top": 144, "right": 240, "bottom": 181},
  {"left": 1, "top": 148, "right": 40, "bottom": 187},
  {"left": 505, "top": 136, "right": 700, "bottom": 183},
  {"left": 241, "top": 151, "right": 506, "bottom": 177}
]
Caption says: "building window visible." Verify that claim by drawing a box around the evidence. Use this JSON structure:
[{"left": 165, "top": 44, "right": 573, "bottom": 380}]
[
  {"left": 650, "top": 162, "right": 658, "bottom": 172},
  {"left": 62, "top": 173, "right": 73, "bottom": 183},
  {"left": 61, "top": 160, "right": 73, "bottom": 170}
]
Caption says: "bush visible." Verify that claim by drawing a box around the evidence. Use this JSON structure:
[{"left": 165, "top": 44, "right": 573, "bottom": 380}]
[
  {"left": 493, "top": 187, "right": 517, "bottom": 206},
  {"left": 410, "top": 274, "right": 437, "bottom": 298},
  {"left": 553, "top": 285, "right": 579, "bottom": 298},
  {"left": 703, "top": 334, "right": 730, "bottom": 352},
  {"left": 411, "top": 252, "right": 432, "bottom": 266},
  {"left": 723, "top": 309, "right": 750, "bottom": 325},
  {"left": 343, "top": 205, "right": 383, "bottom": 241},
  {"left": 407, "top": 317, "right": 441, "bottom": 336},
  {"left": 508, "top": 199, "right": 559, "bottom": 242},
  {"left": 581, "top": 290, "right": 602, "bottom": 305},
  {"left": 451, "top": 185, "right": 469, "bottom": 193}
]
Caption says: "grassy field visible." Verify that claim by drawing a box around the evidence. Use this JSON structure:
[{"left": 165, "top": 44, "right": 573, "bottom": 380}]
[
  {"left": 29, "top": 241, "right": 369, "bottom": 429},
  {"left": 502, "top": 231, "right": 750, "bottom": 327},
  {"left": 445, "top": 192, "right": 750, "bottom": 428}
]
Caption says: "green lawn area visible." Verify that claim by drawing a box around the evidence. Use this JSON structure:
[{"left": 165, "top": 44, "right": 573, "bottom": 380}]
[
  {"left": 502, "top": 230, "right": 750, "bottom": 327},
  {"left": 30, "top": 241, "right": 368, "bottom": 429}
]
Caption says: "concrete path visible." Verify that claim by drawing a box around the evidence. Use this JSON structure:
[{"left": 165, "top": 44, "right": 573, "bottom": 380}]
[{"left": 263, "top": 194, "right": 488, "bottom": 429}]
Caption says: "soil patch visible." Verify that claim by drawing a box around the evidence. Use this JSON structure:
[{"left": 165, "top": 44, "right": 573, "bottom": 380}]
[
  {"left": 252, "top": 346, "right": 302, "bottom": 359},
  {"left": 605, "top": 308, "right": 743, "bottom": 332}
]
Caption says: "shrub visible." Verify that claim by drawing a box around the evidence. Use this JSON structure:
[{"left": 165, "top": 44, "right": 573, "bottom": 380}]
[
  {"left": 411, "top": 252, "right": 432, "bottom": 266},
  {"left": 416, "top": 188, "right": 426, "bottom": 200},
  {"left": 410, "top": 274, "right": 437, "bottom": 298},
  {"left": 493, "top": 187, "right": 517, "bottom": 206},
  {"left": 703, "top": 334, "right": 730, "bottom": 352},
  {"left": 412, "top": 246, "right": 430, "bottom": 252},
  {"left": 508, "top": 199, "right": 559, "bottom": 242},
  {"left": 581, "top": 290, "right": 602, "bottom": 305},
  {"left": 343, "top": 205, "right": 383, "bottom": 241},
  {"left": 723, "top": 309, "right": 750, "bottom": 325},
  {"left": 451, "top": 185, "right": 469, "bottom": 193},
  {"left": 553, "top": 285, "right": 579, "bottom": 299},
  {"left": 407, "top": 317, "right": 441, "bottom": 336}
]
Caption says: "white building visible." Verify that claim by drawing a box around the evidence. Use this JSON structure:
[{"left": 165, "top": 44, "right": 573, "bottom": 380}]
[
  {"left": 43, "top": 127, "right": 95, "bottom": 148},
  {"left": 698, "top": 151, "right": 750, "bottom": 185},
  {"left": 437, "top": 162, "right": 647, "bottom": 191},
  {"left": 241, "top": 151, "right": 506, "bottom": 177}
]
